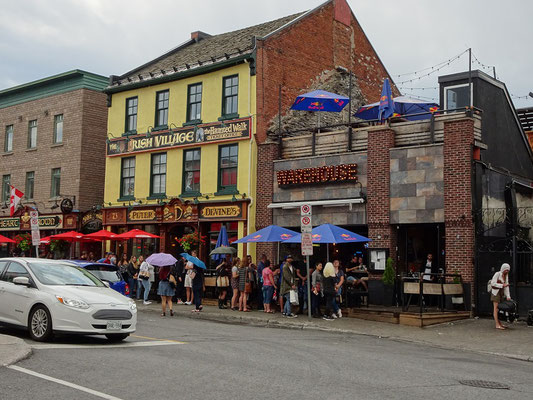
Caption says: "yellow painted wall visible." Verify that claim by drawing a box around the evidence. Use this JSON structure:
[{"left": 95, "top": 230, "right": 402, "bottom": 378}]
[{"left": 104, "top": 62, "right": 257, "bottom": 259}]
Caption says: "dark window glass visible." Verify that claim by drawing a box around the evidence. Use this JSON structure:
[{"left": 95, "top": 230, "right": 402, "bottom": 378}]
[
  {"left": 2, "top": 174, "right": 10, "bottom": 203},
  {"left": 218, "top": 144, "right": 238, "bottom": 190},
  {"left": 25, "top": 171, "right": 34, "bottom": 200},
  {"left": 222, "top": 75, "right": 238, "bottom": 116},
  {"left": 187, "top": 83, "right": 202, "bottom": 122},
  {"left": 28, "top": 120, "right": 37, "bottom": 148},
  {"left": 121, "top": 157, "right": 135, "bottom": 197},
  {"left": 155, "top": 90, "right": 169, "bottom": 127},
  {"left": 51, "top": 168, "right": 61, "bottom": 198},
  {"left": 53, "top": 114, "right": 63, "bottom": 144},
  {"left": 4, "top": 125, "right": 13, "bottom": 152},
  {"left": 126, "top": 97, "right": 138, "bottom": 132},
  {"left": 151, "top": 153, "right": 167, "bottom": 195},
  {"left": 0, "top": 261, "right": 9, "bottom": 277},
  {"left": 2, "top": 262, "right": 29, "bottom": 283},
  {"left": 445, "top": 84, "right": 471, "bottom": 110},
  {"left": 183, "top": 149, "right": 201, "bottom": 193}
]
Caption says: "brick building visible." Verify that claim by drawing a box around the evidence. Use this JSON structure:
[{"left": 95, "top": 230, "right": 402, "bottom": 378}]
[{"left": 0, "top": 70, "right": 108, "bottom": 256}]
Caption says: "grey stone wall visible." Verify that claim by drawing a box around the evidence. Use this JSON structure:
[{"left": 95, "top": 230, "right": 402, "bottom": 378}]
[
  {"left": 272, "top": 152, "right": 367, "bottom": 227},
  {"left": 390, "top": 144, "right": 444, "bottom": 224}
]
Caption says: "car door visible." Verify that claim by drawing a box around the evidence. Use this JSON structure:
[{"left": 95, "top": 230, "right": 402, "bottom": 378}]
[
  {"left": 0, "top": 261, "right": 11, "bottom": 322},
  {"left": 1, "top": 261, "right": 34, "bottom": 326}
]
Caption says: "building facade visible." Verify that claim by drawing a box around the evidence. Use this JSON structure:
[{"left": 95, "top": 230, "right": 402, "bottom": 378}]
[{"left": 0, "top": 70, "right": 108, "bottom": 256}]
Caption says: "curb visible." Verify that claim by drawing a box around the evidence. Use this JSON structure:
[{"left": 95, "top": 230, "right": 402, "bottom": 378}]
[
  {"left": 138, "top": 308, "right": 533, "bottom": 363},
  {"left": 0, "top": 335, "right": 32, "bottom": 367}
]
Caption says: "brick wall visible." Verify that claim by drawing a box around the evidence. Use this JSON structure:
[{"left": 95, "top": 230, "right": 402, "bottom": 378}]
[
  {"left": 367, "top": 128, "right": 397, "bottom": 262},
  {"left": 0, "top": 88, "right": 107, "bottom": 217},
  {"left": 443, "top": 119, "right": 475, "bottom": 287}
]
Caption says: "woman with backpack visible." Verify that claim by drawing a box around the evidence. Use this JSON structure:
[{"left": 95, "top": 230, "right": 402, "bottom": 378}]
[{"left": 490, "top": 263, "right": 512, "bottom": 330}]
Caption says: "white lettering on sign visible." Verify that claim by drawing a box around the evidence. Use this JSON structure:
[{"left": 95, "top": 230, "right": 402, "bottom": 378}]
[{"left": 301, "top": 233, "right": 313, "bottom": 256}]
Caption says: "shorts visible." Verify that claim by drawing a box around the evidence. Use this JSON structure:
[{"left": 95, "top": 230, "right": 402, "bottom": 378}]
[
  {"left": 262, "top": 285, "right": 274, "bottom": 304},
  {"left": 347, "top": 276, "right": 357, "bottom": 284},
  {"left": 490, "top": 292, "right": 503, "bottom": 303},
  {"left": 184, "top": 274, "right": 193, "bottom": 288}
]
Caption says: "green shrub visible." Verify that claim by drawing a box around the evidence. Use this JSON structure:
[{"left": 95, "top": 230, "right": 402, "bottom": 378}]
[{"left": 382, "top": 257, "right": 395, "bottom": 286}]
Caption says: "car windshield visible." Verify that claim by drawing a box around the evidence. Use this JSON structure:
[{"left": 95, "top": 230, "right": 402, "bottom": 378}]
[
  {"left": 84, "top": 265, "right": 122, "bottom": 283},
  {"left": 28, "top": 262, "right": 105, "bottom": 287}
]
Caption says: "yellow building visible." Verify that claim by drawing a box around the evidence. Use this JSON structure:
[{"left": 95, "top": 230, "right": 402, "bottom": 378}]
[{"left": 102, "top": 32, "right": 259, "bottom": 263}]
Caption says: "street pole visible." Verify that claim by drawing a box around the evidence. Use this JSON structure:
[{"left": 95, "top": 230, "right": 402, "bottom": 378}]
[{"left": 306, "top": 255, "right": 311, "bottom": 320}]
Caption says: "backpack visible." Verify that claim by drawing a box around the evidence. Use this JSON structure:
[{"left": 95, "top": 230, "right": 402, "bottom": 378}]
[{"left": 487, "top": 279, "right": 492, "bottom": 293}]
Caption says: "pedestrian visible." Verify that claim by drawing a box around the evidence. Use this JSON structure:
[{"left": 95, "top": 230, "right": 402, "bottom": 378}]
[
  {"left": 280, "top": 255, "right": 297, "bottom": 318},
  {"left": 184, "top": 260, "right": 195, "bottom": 305},
  {"left": 109, "top": 253, "right": 117, "bottom": 266},
  {"left": 80, "top": 251, "right": 88, "bottom": 260},
  {"left": 88, "top": 252, "right": 96, "bottom": 262},
  {"left": 157, "top": 264, "right": 176, "bottom": 316},
  {"left": 174, "top": 256, "right": 186, "bottom": 305},
  {"left": 490, "top": 263, "right": 512, "bottom": 330},
  {"left": 333, "top": 260, "right": 344, "bottom": 318},
  {"left": 295, "top": 259, "right": 309, "bottom": 314},
  {"left": 135, "top": 255, "right": 145, "bottom": 300},
  {"left": 126, "top": 255, "right": 138, "bottom": 298},
  {"left": 256, "top": 254, "right": 267, "bottom": 310},
  {"left": 246, "top": 255, "right": 258, "bottom": 309},
  {"left": 322, "top": 262, "right": 336, "bottom": 320},
  {"left": 230, "top": 257, "right": 240, "bottom": 311},
  {"left": 216, "top": 254, "right": 231, "bottom": 309},
  {"left": 262, "top": 261, "right": 276, "bottom": 313},
  {"left": 311, "top": 262, "right": 323, "bottom": 318},
  {"left": 238, "top": 259, "right": 253, "bottom": 312},
  {"left": 117, "top": 253, "right": 129, "bottom": 270},
  {"left": 137, "top": 257, "right": 153, "bottom": 305},
  {"left": 190, "top": 262, "right": 205, "bottom": 312}
]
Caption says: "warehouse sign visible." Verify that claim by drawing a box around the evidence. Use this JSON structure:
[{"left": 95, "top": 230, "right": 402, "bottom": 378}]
[
  {"left": 107, "top": 118, "right": 251, "bottom": 156},
  {"left": 276, "top": 163, "right": 358, "bottom": 186}
]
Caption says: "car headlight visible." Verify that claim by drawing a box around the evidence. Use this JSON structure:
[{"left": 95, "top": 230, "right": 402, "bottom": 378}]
[
  {"left": 128, "top": 300, "right": 137, "bottom": 311},
  {"left": 56, "top": 296, "right": 90, "bottom": 309}
]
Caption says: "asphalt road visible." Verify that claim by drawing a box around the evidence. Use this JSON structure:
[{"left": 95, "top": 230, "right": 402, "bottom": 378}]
[{"left": 1, "top": 311, "right": 533, "bottom": 400}]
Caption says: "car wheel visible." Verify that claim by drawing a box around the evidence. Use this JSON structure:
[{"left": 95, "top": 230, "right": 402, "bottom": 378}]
[
  {"left": 105, "top": 333, "right": 129, "bottom": 342},
  {"left": 29, "top": 305, "right": 53, "bottom": 342}
]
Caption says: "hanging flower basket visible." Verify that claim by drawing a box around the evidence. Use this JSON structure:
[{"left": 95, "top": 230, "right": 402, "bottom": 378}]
[
  {"left": 14, "top": 233, "right": 32, "bottom": 252},
  {"left": 177, "top": 232, "right": 206, "bottom": 252}
]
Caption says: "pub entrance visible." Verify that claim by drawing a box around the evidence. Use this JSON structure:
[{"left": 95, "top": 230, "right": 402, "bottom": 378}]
[{"left": 397, "top": 224, "right": 445, "bottom": 275}]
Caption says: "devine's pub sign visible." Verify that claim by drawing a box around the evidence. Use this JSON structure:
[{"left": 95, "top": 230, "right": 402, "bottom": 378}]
[
  {"left": 276, "top": 163, "right": 358, "bottom": 186},
  {"left": 107, "top": 118, "right": 251, "bottom": 156}
]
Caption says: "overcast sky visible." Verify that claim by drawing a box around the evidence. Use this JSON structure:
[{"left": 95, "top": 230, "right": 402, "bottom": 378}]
[{"left": 1, "top": 0, "right": 532, "bottom": 108}]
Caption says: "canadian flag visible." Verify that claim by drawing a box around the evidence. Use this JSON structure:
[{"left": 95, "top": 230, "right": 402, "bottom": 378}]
[{"left": 10, "top": 186, "right": 24, "bottom": 217}]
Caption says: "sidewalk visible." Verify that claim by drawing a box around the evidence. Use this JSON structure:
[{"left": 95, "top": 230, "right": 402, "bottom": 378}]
[
  {"left": 0, "top": 334, "right": 31, "bottom": 367},
  {"left": 137, "top": 302, "right": 533, "bottom": 362}
]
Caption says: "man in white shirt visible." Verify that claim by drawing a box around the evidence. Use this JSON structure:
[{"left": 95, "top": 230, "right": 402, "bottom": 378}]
[{"left": 423, "top": 254, "right": 433, "bottom": 282}]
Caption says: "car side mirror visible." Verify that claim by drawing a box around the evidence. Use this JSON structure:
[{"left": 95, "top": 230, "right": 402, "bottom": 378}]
[
  {"left": 13, "top": 276, "right": 30, "bottom": 286},
  {"left": 103, "top": 281, "right": 110, "bottom": 288}
]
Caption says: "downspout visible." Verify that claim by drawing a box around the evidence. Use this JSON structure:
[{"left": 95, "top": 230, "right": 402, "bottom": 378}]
[{"left": 245, "top": 59, "right": 255, "bottom": 257}]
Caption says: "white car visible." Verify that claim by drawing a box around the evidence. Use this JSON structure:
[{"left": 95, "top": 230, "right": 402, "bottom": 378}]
[{"left": 0, "top": 258, "right": 137, "bottom": 342}]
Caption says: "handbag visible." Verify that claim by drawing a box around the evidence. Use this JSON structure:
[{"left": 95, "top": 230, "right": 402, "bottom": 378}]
[
  {"left": 289, "top": 289, "right": 299, "bottom": 305},
  {"left": 217, "top": 276, "right": 229, "bottom": 287},
  {"left": 189, "top": 270, "right": 197, "bottom": 280},
  {"left": 244, "top": 282, "right": 252, "bottom": 293},
  {"left": 168, "top": 272, "right": 177, "bottom": 288}
]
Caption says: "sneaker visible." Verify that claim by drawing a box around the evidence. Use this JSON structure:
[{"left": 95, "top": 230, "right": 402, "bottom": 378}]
[
  {"left": 185, "top": 301, "right": 192, "bottom": 305},
  {"left": 177, "top": 300, "right": 184, "bottom": 305},
  {"left": 323, "top": 315, "right": 333, "bottom": 321},
  {"left": 331, "top": 313, "right": 338, "bottom": 319},
  {"left": 286, "top": 313, "right": 298, "bottom": 318},
  {"left": 282, "top": 312, "right": 287, "bottom": 317},
  {"left": 143, "top": 301, "right": 152, "bottom": 305},
  {"left": 337, "top": 310, "right": 342, "bottom": 318}
]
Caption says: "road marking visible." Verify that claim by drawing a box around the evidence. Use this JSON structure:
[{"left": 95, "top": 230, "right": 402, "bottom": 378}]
[
  {"left": 31, "top": 340, "right": 185, "bottom": 350},
  {"left": 130, "top": 334, "right": 186, "bottom": 344},
  {"left": 7, "top": 365, "right": 124, "bottom": 400}
]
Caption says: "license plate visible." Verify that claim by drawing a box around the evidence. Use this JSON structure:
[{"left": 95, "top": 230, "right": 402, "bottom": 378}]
[{"left": 106, "top": 321, "right": 122, "bottom": 330}]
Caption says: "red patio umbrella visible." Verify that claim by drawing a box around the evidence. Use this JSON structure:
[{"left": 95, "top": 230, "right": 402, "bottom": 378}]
[
  {"left": 0, "top": 234, "right": 16, "bottom": 244},
  {"left": 39, "top": 236, "right": 52, "bottom": 245},
  {"left": 83, "top": 229, "right": 118, "bottom": 241},
  {"left": 114, "top": 229, "right": 160, "bottom": 240},
  {"left": 50, "top": 231, "right": 96, "bottom": 242}
]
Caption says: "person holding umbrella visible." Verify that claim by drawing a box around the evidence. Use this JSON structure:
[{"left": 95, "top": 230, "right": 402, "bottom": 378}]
[
  {"left": 181, "top": 251, "right": 207, "bottom": 312},
  {"left": 146, "top": 253, "right": 180, "bottom": 316},
  {"left": 215, "top": 254, "right": 232, "bottom": 309}
]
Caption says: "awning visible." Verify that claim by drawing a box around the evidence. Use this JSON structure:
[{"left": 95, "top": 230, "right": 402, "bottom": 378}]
[{"left": 267, "top": 198, "right": 364, "bottom": 210}]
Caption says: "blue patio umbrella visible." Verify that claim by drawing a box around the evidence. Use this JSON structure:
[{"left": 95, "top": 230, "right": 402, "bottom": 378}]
[
  {"left": 378, "top": 78, "right": 395, "bottom": 121},
  {"left": 290, "top": 90, "right": 350, "bottom": 112},
  {"left": 232, "top": 225, "right": 299, "bottom": 243},
  {"left": 355, "top": 96, "right": 439, "bottom": 121},
  {"left": 180, "top": 253, "right": 207, "bottom": 269},
  {"left": 212, "top": 225, "right": 229, "bottom": 262},
  {"left": 284, "top": 224, "right": 372, "bottom": 244}
]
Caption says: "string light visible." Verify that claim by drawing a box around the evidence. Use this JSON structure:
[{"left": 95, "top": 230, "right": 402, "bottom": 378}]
[
  {"left": 277, "top": 164, "right": 358, "bottom": 186},
  {"left": 395, "top": 49, "right": 469, "bottom": 79},
  {"left": 511, "top": 94, "right": 533, "bottom": 100}
]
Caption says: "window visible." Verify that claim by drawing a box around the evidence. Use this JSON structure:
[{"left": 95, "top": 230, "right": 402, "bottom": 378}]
[
  {"left": 4, "top": 125, "right": 13, "bottom": 152},
  {"left": 53, "top": 114, "right": 63, "bottom": 144},
  {"left": 125, "top": 97, "right": 138, "bottom": 133},
  {"left": 187, "top": 83, "right": 202, "bottom": 122},
  {"left": 28, "top": 120, "right": 37, "bottom": 148},
  {"left": 121, "top": 157, "right": 135, "bottom": 198},
  {"left": 444, "top": 84, "right": 472, "bottom": 110},
  {"left": 25, "top": 171, "right": 35, "bottom": 200},
  {"left": 155, "top": 90, "right": 169, "bottom": 128},
  {"left": 0, "top": 261, "right": 9, "bottom": 277},
  {"left": 183, "top": 149, "right": 201, "bottom": 194},
  {"left": 222, "top": 75, "right": 238, "bottom": 116},
  {"left": 1, "top": 262, "right": 30, "bottom": 283},
  {"left": 218, "top": 144, "right": 238, "bottom": 191},
  {"left": 50, "top": 168, "right": 61, "bottom": 198},
  {"left": 2, "top": 175, "right": 10, "bottom": 203},
  {"left": 150, "top": 153, "right": 167, "bottom": 196}
]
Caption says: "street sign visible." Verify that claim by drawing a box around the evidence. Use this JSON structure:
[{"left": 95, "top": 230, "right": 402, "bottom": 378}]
[
  {"left": 301, "top": 233, "right": 313, "bottom": 256},
  {"left": 31, "top": 230, "right": 41, "bottom": 246},
  {"left": 300, "top": 204, "right": 312, "bottom": 216},
  {"left": 300, "top": 215, "right": 312, "bottom": 233},
  {"left": 30, "top": 210, "right": 41, "bottom": 247}
]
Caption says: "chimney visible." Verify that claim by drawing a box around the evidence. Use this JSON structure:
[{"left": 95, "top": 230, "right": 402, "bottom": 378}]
[{"left": 190, "top": 31, "right": 212, "bottom": 42}]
